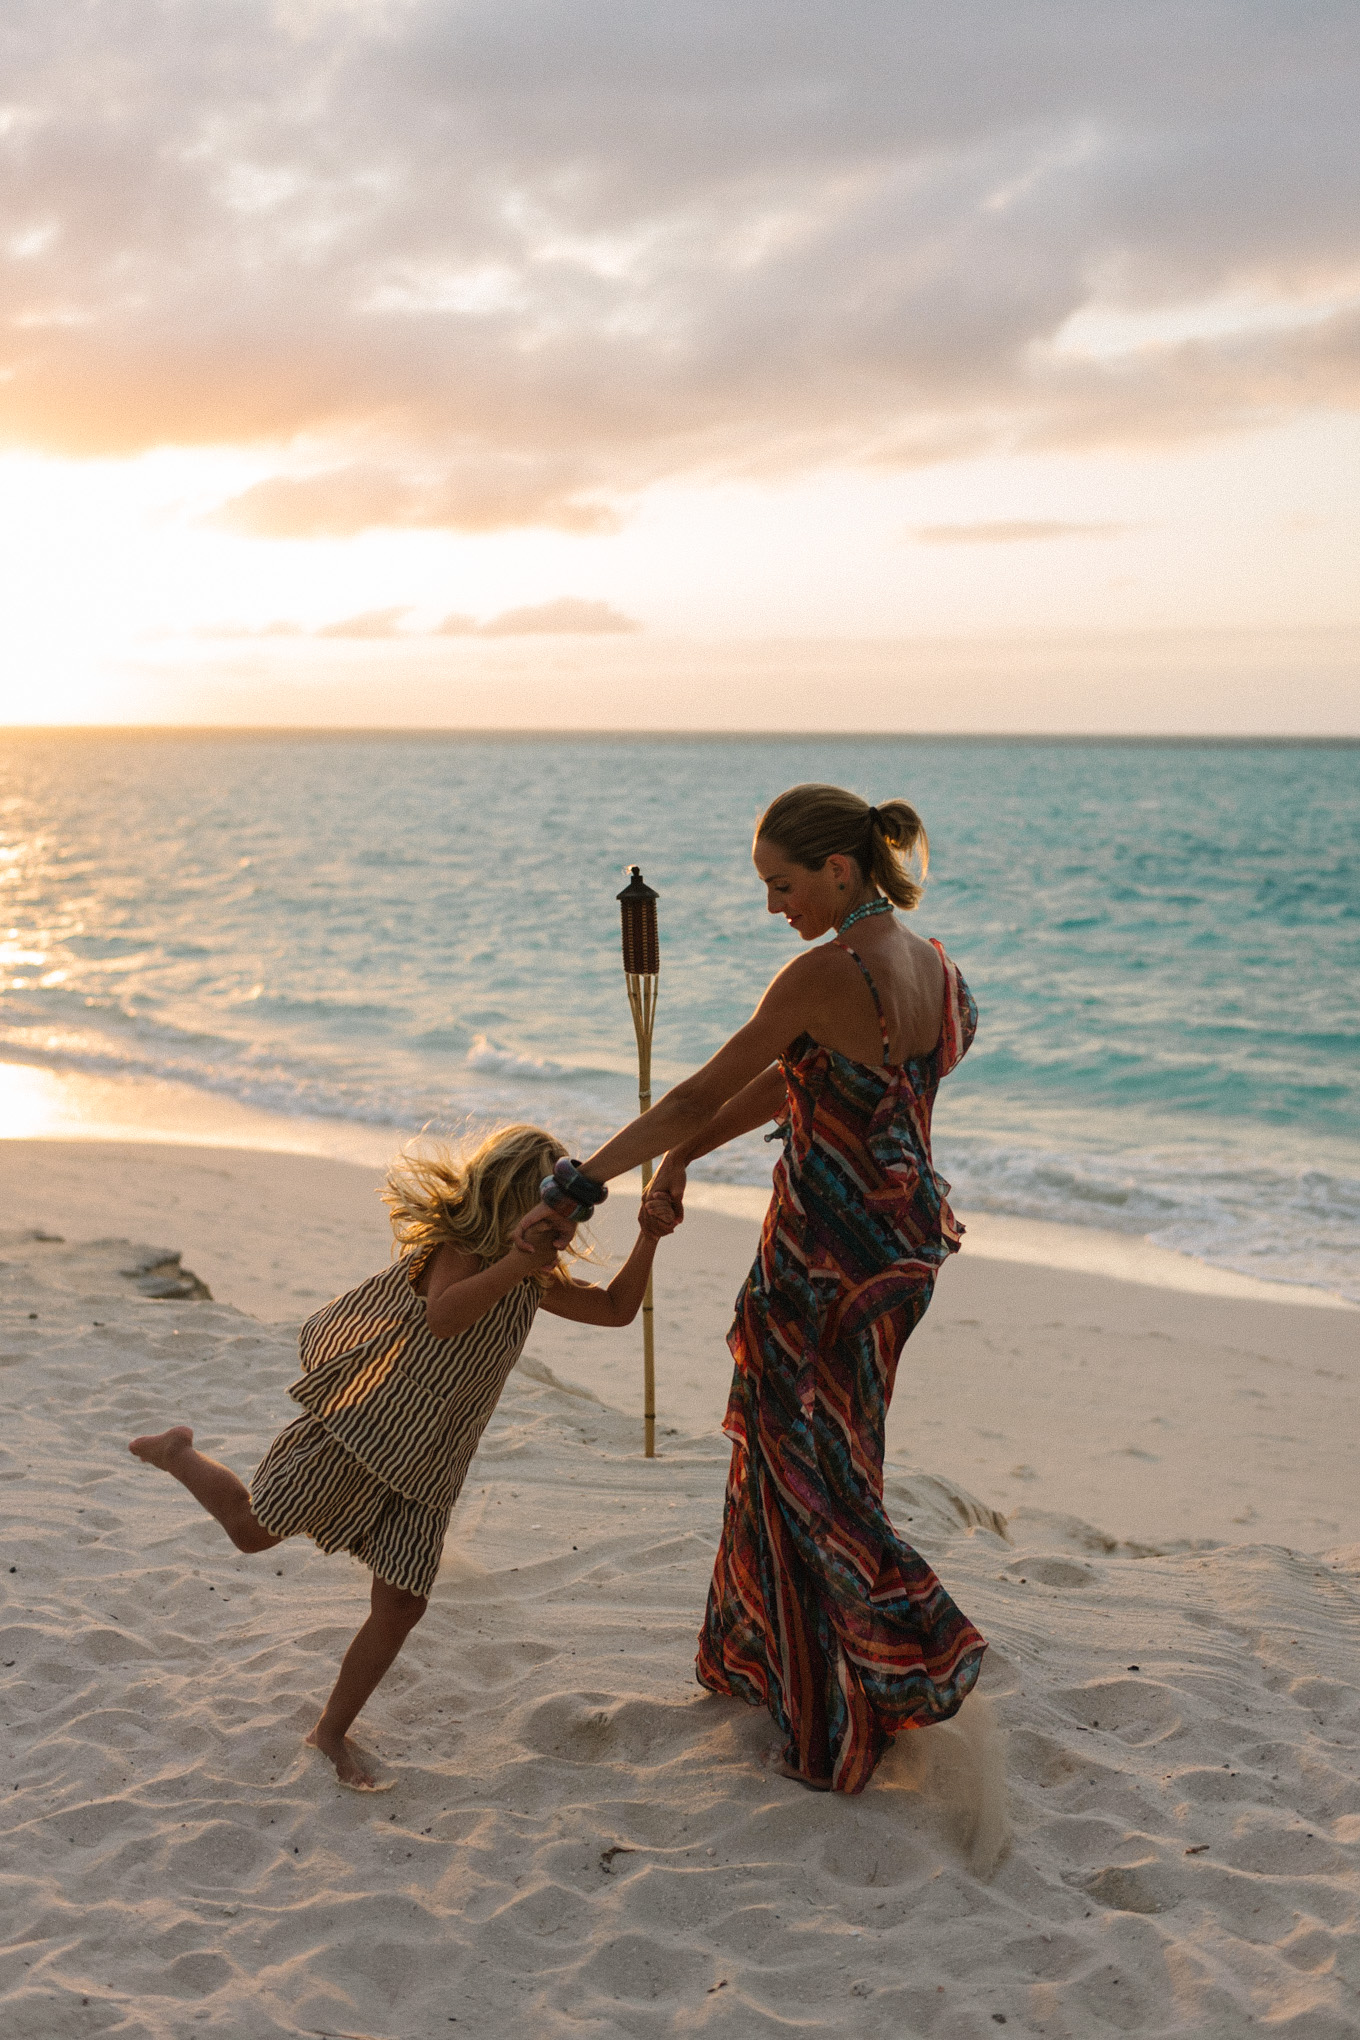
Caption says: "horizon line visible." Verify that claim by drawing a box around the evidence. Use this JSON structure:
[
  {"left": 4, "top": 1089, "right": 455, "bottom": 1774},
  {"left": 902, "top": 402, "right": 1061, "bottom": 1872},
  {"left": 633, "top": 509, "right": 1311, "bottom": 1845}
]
[{"left": 2, "top": 725, "right": 1357, "bottom": 746}]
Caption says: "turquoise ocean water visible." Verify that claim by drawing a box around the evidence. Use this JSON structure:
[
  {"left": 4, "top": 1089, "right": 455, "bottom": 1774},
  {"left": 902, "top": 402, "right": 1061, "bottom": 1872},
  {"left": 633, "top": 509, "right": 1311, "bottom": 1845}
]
[{"left": 2, "top": 731, "right": 1357, "bottom": 1300}]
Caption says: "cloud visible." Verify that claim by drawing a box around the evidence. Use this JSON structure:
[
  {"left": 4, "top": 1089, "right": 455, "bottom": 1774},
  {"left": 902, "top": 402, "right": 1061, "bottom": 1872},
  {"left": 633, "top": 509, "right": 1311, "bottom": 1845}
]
[
  {"left": 314, "top": 607, "right": 412, "bottom": 638},
  {"left": 910, "top": 520, "right": 1137, "bottom": 544},
  {"left": 1, "top": 2, "right": 1357, "bottom": 518},
  {"left": 192, "top": 619, "right": 306, "bottom": 639},
  {"left": 210, "top": 463, "right": 621, "bottom": 537},
  {"left": 193, "top": 598, "right": 640, "bottom": 637},
  {"left": 475, "top": 597, "right": 640, "bottom": 635}
]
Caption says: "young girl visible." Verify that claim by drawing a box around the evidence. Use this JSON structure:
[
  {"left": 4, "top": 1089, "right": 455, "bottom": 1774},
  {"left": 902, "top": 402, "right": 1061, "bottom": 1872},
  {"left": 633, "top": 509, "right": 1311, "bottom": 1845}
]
[{"left": 130, "top": 1123, "right": 673, "bottom": 1790}]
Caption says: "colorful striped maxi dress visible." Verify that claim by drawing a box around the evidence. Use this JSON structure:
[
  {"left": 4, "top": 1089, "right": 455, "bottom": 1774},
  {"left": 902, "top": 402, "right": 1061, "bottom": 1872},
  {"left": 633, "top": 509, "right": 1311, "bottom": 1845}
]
[{"left": 697, "top": 938, "right": 987, "bottom": 1792}]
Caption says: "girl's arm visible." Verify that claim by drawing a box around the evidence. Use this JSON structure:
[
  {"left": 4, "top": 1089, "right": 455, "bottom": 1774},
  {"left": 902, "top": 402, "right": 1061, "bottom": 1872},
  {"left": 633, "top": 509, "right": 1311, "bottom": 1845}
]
[
  {"left": 419, "top": 1233, "right": 559, "bottom": 1340},
  {"left": 538, "top": 1221, "right": 662, "bottom": 1328}
]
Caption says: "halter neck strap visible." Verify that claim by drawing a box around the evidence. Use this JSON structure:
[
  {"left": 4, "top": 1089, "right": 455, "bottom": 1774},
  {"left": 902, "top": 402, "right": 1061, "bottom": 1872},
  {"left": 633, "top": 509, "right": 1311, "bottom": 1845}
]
[{"left": 835, "top": 941, "right": 892, "bottom": 1065}]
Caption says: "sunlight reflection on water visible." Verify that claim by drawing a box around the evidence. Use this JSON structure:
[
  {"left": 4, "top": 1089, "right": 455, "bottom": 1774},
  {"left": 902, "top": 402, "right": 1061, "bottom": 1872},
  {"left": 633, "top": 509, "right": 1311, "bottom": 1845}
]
[{"left": 0, "top": 1057, "right": 396, "bottom": 1164}]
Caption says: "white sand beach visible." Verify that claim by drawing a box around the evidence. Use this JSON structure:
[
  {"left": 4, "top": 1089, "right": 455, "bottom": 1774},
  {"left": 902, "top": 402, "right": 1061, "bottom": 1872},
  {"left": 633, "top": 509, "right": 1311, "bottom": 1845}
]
[{"left": 2, "top": 1138, "right": 1358, "bottom": 2037}]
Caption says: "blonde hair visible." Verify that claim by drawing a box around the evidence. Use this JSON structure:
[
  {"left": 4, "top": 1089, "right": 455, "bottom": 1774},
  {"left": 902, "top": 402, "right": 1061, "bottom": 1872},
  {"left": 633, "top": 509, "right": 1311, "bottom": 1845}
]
[
  {"left": 755, "top": 783, "right": 929, "bottom": 910},
  {"left": 383, "top": 1122, "right": 569, "bottom": 1277}
]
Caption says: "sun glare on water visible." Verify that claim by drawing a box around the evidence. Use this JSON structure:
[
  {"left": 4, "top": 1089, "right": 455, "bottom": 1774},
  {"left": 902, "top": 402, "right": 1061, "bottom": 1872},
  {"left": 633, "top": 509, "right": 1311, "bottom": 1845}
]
[{"left": 0, "top": 1063, "right": 76, "bottom": 1140}]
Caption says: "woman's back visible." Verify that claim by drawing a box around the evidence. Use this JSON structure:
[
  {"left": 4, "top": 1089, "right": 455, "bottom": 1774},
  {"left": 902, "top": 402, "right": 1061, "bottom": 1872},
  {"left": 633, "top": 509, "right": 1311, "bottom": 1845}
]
[{"left": 799, "top": 920, "right": 946, "bottom": 1068}]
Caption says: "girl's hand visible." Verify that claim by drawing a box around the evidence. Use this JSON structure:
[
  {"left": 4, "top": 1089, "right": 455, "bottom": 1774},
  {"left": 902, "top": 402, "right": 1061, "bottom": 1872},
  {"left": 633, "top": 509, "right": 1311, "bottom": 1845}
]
[
  {"left": 651, "top": 1154, "right": 688, "bottom": 1223},
  {"left": 513, "top": 1201, "right": 575, "bottom": 1252},
  {"left": 639, "top": 1190, "right": 680, "bottom": 1239},
  {"left": 512, "top": 1217, "right": 569, "bottom": 1271}
]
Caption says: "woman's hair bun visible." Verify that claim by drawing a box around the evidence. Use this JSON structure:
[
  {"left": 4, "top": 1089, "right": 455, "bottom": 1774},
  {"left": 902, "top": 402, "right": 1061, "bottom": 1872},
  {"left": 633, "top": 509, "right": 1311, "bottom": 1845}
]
[{"left": 755, "top": 784, "right": 928, "bottom": 909}]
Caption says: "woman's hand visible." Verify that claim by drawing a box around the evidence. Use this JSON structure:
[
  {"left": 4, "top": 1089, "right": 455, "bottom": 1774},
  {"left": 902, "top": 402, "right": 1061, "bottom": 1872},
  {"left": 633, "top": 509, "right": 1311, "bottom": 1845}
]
[{"left": 650, "top": 1154, "right": 688, "bottom": 1224}]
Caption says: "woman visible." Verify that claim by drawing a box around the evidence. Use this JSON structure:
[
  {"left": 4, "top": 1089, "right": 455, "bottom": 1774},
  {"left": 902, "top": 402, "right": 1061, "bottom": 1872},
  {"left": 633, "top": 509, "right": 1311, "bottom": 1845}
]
[{"left": 520, "top": 783, "right": 986, "bottom": 1792}]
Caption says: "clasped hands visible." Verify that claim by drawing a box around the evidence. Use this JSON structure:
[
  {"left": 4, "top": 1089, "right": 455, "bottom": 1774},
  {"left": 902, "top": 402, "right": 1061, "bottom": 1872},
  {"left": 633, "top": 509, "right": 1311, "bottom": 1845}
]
[{"left": 512, "top": 1158, "right": 688, "bottom": 1257}]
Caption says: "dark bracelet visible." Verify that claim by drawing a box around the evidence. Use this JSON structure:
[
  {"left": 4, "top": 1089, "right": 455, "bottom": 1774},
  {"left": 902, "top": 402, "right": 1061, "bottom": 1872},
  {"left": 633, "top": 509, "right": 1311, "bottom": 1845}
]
[
  {"left": 553, "top": 1156, "right": 608, "bottom": 1207},
  {"left": 539, "top": 1175, "right": 593, "bottom": 1223}
]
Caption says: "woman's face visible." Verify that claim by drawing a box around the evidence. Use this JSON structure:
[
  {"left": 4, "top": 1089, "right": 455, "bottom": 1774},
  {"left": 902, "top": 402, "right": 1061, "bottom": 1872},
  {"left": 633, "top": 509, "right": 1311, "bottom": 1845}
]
[{"left": 753, "top": 838, "right": 854, "bottom": 940}]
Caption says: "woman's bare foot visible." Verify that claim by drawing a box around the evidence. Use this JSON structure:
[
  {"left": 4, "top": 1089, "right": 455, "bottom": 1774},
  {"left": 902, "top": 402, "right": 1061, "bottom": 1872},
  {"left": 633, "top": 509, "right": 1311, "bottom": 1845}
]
[
  {"left": 129, "top": 1424, "right": 195, "bottom": 1469},
  {"left": 306, "top": 1721, "right": 393, "bottom": 1793}
]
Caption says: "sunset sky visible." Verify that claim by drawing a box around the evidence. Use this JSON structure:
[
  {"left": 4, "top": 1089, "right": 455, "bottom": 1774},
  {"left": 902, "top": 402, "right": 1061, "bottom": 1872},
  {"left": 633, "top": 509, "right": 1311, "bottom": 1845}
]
[{"left": 1, "top": 1, "right": 1357, "bottom": 731}]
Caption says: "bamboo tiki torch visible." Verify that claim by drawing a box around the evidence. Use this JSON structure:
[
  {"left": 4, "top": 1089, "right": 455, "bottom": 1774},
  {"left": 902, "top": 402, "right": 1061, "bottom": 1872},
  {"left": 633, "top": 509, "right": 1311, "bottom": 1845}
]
[{"left": 617, "top": 866, "right": 660, "bottom": 1458}]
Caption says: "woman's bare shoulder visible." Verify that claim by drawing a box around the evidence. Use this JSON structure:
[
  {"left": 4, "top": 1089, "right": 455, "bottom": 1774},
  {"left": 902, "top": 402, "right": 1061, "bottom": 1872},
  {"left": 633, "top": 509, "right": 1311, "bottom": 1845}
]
[
  {"left": 770, "top": 942, "right": 860, "bottom": 990},
  {"left": 751, "top": 944, "right": 858, "bottom": 1028},
  {"left": 882, "top": 923, "right": 946, "bottom": 995},
  {"left": 900, "top": 924, "right": 945, "bottom": 975}
]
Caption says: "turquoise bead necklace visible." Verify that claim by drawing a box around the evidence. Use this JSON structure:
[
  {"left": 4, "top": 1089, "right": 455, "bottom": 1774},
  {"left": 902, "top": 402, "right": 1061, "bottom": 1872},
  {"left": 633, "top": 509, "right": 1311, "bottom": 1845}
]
[{"left": 838, "top": 896, "right": 893, "bottom": 935}]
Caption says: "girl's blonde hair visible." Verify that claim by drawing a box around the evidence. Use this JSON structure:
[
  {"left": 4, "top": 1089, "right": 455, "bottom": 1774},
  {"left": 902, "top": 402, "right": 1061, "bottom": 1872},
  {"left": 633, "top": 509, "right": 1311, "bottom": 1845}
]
[
  {"left": 383, "top": 1122, "right": 568, "bottom": 1274},
  {"left": 755, "top": 783, "right": 929, "bottom": 911}
]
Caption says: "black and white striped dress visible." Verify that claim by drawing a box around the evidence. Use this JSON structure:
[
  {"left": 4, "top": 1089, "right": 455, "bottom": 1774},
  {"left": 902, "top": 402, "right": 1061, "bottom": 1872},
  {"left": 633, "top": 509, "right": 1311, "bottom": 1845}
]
[{"left": 249, "top": 1255, "right": 540, "bottom": 1596}]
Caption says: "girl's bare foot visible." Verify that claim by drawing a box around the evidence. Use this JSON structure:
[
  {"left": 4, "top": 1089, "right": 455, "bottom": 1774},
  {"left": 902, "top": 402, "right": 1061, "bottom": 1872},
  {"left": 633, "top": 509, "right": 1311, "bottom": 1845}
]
[
  {"left": 306, "top": 1722, "right": 393, "bottom": 1793},
  {"left": 129, "top": 1424, "right": 195, "bottom": 1469}
]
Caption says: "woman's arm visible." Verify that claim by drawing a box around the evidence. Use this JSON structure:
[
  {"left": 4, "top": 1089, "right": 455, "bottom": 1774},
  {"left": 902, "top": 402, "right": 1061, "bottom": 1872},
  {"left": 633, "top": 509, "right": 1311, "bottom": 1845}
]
[
  {"left": 515, "top": 951, "right": 832, "bottom": 1249},
  {"left": 538, "top": 1221, "right": 662, "bottom": 1328},
  {"left": 579, "top": 956, "right": 818, "bottom": 1185},
  {"left": 647, "top": 1063, "right": 786, "bottom": 1221},
  {"left": 667, "top": 1063, "right": 786, "bottom": 1168}
]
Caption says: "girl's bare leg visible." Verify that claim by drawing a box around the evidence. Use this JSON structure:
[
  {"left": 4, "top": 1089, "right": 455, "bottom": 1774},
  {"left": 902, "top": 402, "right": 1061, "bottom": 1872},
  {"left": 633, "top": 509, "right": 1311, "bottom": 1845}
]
[
  {"left": 132, "top": 1431, "right": 422, "bottom": 1789},
  {"left": 128, "top": 1426, "right": 281, "bottom": 1554},
  {"left": 306, "top": 1575, "right": 427, "bottom": 1790}
]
